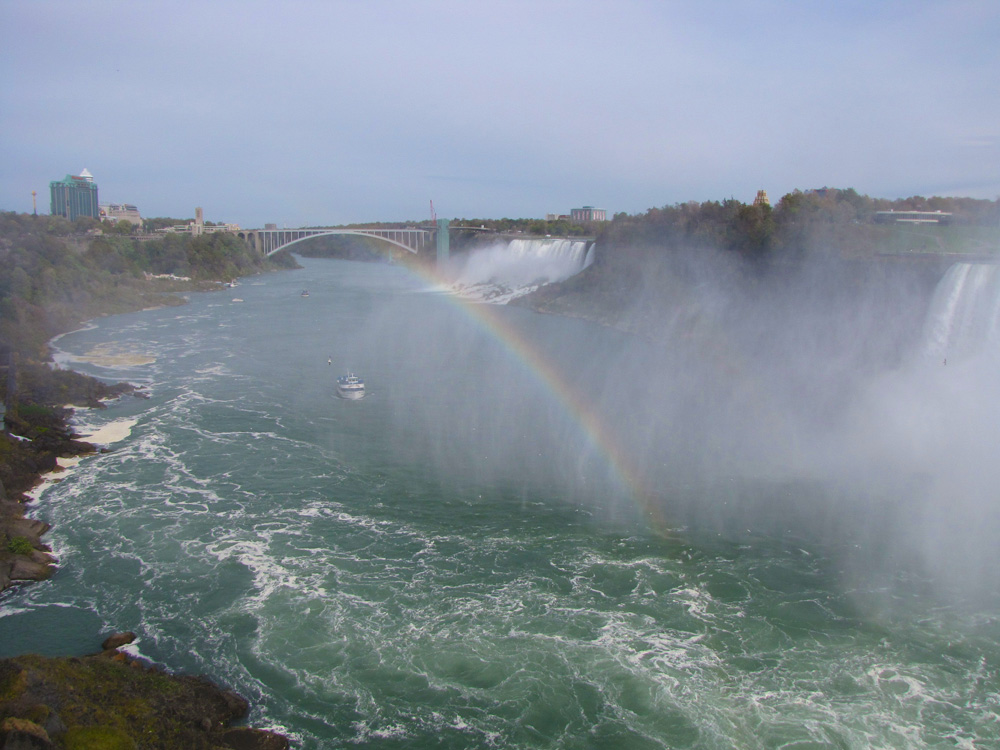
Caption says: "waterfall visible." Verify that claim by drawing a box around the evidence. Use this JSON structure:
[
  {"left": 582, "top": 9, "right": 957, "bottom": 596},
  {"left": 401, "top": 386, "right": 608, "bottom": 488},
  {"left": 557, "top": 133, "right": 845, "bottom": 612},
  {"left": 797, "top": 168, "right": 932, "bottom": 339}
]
[
  {"left": 922, "top": 263, "right": 1000, "bottom": 360},
  {"left": 504, "top": 238, "right": 593, "bottom": 271},
  {"left": 451, "top": 238, "right": 594, "bottom": 303}
]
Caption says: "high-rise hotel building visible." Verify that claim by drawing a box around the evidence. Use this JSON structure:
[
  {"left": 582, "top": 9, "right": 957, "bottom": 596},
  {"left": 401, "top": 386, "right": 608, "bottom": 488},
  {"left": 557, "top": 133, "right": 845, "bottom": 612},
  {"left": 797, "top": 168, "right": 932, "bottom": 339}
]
[
  {"left": 570, "top": 206, "right": 607, "bottom": 222},
  {"left": 50, "top": 168, "right": 99, "bottom": 221}
]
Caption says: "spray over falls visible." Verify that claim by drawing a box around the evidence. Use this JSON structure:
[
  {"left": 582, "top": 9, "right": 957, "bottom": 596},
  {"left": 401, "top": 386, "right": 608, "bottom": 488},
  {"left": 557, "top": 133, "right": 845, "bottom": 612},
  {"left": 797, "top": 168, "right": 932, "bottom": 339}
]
[
  {"left": 841, "top": 261, "right": 1000, "bottom": 599},
  {"left": 440, "top": 245, "right": 1000, "bottom": 604}
]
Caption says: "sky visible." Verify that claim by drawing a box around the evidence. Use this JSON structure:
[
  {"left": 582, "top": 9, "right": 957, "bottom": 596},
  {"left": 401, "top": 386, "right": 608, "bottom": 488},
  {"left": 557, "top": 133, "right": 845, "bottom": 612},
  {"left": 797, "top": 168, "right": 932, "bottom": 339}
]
[{"left": 2, "top": 0, "right": 998, "bottom": 229}]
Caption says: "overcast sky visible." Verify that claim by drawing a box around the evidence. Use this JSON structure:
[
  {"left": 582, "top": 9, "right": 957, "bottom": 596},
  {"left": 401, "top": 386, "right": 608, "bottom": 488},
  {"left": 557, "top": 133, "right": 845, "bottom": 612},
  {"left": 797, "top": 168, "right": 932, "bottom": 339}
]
[{"left": 2, "top": 1, "right": 997, "bottom": 228}]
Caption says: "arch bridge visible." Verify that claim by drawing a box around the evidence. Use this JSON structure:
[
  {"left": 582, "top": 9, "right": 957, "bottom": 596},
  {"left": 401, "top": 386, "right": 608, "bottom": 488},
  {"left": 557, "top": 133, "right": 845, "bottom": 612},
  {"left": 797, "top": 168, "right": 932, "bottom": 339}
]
[{"left": 238, "top": 227, "right": 434, "bottom": 257}]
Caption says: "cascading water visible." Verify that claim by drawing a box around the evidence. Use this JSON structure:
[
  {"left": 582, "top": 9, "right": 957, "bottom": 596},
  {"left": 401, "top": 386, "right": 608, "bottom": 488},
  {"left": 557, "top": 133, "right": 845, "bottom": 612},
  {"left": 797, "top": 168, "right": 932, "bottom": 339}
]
[
  {"left": 843, "top": 260, "right": 1000, "bottom": 601},
  {"left": 922, "top": 262, "right": 1000, "bottom": 360},
  {"left": 449, "top": 238, "right": 594, "bottom": 303}
]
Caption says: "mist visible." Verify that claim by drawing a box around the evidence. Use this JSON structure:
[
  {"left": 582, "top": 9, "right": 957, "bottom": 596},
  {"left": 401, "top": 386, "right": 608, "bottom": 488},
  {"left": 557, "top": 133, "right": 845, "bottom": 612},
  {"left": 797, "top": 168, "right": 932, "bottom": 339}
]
[{"left": 358, "top": 240, "right": 999, "bottom": 606}]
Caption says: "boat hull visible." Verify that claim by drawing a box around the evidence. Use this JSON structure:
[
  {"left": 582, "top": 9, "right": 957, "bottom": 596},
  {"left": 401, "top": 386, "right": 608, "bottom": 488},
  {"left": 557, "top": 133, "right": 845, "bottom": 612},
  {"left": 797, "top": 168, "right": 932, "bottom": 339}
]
[{"left": 336, "top": 373, "right": 365, "bottom": 399}]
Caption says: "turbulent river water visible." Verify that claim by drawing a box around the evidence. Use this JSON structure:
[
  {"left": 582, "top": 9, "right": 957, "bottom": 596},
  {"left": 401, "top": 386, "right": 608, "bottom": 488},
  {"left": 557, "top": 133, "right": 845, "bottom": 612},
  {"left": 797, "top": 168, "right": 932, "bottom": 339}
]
[{"left": 2, "top": 256, "right": 998, "bottom": 749}]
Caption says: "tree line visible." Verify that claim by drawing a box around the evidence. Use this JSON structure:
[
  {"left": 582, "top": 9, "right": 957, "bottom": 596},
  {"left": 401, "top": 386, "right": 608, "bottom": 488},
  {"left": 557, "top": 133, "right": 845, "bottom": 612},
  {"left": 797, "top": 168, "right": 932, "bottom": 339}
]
[
  {"left": 596, "top": 189, "right": 999, "bottom": 264},
  {"left": 0, "top": 212, "right": 288, "bottom": 359}
]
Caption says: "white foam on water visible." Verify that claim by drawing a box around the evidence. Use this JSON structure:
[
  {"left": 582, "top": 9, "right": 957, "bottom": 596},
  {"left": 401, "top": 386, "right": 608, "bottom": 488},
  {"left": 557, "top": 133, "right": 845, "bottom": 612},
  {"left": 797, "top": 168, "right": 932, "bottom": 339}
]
[
  {"left": 80, "top": 417, "right": 139, "bottom": 446},
  {"left": 24, "top": 455, "right": 84, "bottom": 502},
  {"left": 64, "top": 341, "right": 157, "bottom": 368},
  {"left": 0, "top": 605, "right": 32, "bottom": 618}
]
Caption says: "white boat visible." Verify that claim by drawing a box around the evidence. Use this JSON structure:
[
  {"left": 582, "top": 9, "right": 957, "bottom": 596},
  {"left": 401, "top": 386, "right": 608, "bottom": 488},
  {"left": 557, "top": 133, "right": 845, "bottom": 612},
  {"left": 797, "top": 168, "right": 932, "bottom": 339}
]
[{"left": 336, "top": 373, "right": 365, "bottom": 399}]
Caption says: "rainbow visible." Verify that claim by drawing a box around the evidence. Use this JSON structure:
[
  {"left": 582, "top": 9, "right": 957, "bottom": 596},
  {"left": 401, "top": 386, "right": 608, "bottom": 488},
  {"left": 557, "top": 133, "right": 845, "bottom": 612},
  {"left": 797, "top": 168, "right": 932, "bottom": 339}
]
[{"left": 401, "top": 258, "right": 668, "bottom": 530}]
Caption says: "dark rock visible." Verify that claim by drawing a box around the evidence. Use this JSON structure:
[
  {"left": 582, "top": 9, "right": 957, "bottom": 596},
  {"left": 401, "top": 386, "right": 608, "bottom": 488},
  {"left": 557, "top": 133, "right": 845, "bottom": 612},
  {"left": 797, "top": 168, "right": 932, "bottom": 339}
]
[
  {"left": 0, "top": 717, "right": 52, "bottom": 749},
  {"left": 0, "top": 644, "right": 290, "bottom": 749},
  {"left": 8, "top": 520, "right": 49, "bottom": 544},
  {"left": 8, "top": 559, "right": 49, "bottom": 582},
  {"left": 218, "top": 727, "right": 290, "bottom": 750},
  {"left": 213, "top": 687, "right": 250, "bottom": 720},
  {"left": 28, "top": 551, "right": 54, "bottom": 566},
  {"left": 101, "top": 631, "right": 136, "bottom": 651},
  {"left": 38, "top": 709, "right": 65, "bottom": 738}
]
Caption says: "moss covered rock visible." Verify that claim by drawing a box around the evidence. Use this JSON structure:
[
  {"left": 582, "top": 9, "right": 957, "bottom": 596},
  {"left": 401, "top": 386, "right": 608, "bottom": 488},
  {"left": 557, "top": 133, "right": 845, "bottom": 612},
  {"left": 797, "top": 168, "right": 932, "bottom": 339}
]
[{"left": 0, "top": 645, "right": 288, "bottom": 750}]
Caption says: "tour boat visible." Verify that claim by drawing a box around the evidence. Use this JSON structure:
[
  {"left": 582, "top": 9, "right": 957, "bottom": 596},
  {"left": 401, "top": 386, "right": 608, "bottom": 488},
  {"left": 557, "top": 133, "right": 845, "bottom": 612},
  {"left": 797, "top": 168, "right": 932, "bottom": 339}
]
[{"left": 336, "top": 373, "right": 365, "bottom": 399}]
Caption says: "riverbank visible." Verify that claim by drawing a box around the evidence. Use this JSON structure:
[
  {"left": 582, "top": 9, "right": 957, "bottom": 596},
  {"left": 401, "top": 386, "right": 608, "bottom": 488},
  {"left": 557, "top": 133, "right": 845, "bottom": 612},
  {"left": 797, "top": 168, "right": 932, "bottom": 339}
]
[
  {"left": 0, "top": 283, "right": 294, "bottom": 748},
  {"left": 0, "top": 276, "right": 256, "bottom": 588},
  {"left": 0, "top": 363, "right": 140, "bottom": 591},
  {"left": 0, "top": 632, "right": 288, "bottom": 749}
]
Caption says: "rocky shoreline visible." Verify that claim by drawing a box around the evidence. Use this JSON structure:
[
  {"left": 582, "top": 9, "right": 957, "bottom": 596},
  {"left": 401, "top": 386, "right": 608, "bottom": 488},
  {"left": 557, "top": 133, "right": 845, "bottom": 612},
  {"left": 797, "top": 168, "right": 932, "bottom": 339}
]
[
  {"left": 0, "top": 632, "right": 289, "bottom": 749},
  {"left": 0, "top": 366, "right": 131, "bottom": 592}
]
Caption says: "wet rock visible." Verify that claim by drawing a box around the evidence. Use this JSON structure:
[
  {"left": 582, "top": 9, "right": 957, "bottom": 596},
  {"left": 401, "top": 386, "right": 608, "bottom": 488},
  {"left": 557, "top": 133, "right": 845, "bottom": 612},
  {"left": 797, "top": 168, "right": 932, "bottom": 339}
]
[
  {"left": 213, "top": 687, "right": 250, "bottom": 720},
  {"left": 1, "top": 638, "right": 290, "bottom": 748},
  {"left": 218, "top": 727, "right": 290, "bottom": 750},
  {"left": 101, "top": 631, "right": 137, "bottom": 651},
  {"left": 28, "top": 550, "right": 54, "bottom": 566},
  {"left": 8, "top": 559, "right": 49, "bottom": 582}
]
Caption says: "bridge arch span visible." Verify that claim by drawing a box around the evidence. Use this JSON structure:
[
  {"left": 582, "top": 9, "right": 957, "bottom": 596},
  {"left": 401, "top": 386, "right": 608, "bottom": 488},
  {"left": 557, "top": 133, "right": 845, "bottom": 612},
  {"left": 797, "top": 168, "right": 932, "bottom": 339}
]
[{"left": 241, "top": 228, "right": 432, "bottom": 257}]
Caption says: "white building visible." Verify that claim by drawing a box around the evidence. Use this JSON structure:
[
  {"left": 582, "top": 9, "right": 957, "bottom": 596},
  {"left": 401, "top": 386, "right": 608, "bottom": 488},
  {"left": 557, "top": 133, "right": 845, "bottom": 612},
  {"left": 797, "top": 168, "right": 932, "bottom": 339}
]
[
  {"left": 571, "top": 206, "right": 607, "bottom": 223},
  {"left": 99, "top": 203, "right": 143, "bottom": 225},
  {"left": 156, "top": 207, "right": 240, "bottom": 234}
]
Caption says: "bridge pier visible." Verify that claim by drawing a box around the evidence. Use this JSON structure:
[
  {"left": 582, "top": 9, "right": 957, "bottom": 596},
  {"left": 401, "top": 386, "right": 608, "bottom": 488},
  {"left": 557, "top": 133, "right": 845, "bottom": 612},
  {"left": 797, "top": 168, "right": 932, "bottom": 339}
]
[{"left": 436, "top": 218, "right": 450, "bottom": 266}]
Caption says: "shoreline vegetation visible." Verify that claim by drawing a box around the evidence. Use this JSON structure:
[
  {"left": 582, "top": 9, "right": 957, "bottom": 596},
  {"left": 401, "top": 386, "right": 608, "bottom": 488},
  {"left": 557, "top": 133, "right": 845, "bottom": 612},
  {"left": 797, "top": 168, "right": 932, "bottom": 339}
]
[
  {"left": 1, "top": 632, "right": 289, "bottom": 749},
  {"left": 0, "top": 191, "right": 995, "bottom": 747}
]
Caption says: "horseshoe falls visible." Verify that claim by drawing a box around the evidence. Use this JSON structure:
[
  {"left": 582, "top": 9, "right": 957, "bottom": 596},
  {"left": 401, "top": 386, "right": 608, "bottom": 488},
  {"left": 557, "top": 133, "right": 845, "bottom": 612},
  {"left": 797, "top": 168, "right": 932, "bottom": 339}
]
[
  {"left": 922, "top": 262, "right": 1000, "bottom": 359},
  {"left": 1, "top": 256, "right": 998, "bottom": 749}
]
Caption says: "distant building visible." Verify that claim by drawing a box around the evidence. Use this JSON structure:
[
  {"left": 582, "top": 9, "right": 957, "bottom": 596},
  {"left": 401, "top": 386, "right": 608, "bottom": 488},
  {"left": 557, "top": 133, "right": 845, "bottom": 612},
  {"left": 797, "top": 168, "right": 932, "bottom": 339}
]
[
  {"left": 753, "top": 190, "right": 770, "bottom": 207},
  {"left": 545, "top": 213, "right": 571, "bottom": 221},
  {"left": 50, "top": 168, "right": 99, "bottom": 221},
  {"left": 570, "top": 206, "right": 607, "bottom": 223},
  {"left": 155, "top": 207, "right": 239, "bottom": 235},
  {"left": 874, "top": 210, "right": 952, "bottom": 225},
  {"left": 99, "top": 203, "right": 143, "bottom": 225}
]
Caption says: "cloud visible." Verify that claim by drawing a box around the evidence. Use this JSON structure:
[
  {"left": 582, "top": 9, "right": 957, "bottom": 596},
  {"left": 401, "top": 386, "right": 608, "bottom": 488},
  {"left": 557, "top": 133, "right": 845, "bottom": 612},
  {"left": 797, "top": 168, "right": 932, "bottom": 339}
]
[{"left": 2, "top": 1, "right": 998, "bottom": 226}]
